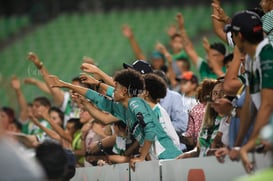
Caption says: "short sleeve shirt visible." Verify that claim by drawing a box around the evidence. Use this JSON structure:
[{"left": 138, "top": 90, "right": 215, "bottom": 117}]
[
  {"left": 245, "top": 39, "right": 273, "bottom": 109},
  {"left": 197, "top": 57, "right": 226, "bottom": 81}
]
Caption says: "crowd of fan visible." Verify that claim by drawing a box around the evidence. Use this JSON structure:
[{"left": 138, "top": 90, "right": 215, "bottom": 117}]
[{"left": 1, "top": 0, "right": 273, "bottom": 180}]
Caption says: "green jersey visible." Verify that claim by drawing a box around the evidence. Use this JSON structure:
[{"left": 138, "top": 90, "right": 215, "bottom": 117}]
[
  {"left": 197, "top": 57, "right": 226, "bottom": 81},
  {"left": 245, "top": 39, "right": 273, "bottom": 109}
]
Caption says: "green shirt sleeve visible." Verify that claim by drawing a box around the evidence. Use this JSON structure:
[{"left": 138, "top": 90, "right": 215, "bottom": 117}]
[
  {"left": 260, "top": 44, "right": 273, "bottom": 89},
  {"left": 85, "top": 89, "right": 126, "bottom": 120}
]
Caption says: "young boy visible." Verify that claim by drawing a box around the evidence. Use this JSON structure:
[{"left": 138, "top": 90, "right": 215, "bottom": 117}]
[{"left": 178, "top": 71, "right": 198, "bottom": 115}]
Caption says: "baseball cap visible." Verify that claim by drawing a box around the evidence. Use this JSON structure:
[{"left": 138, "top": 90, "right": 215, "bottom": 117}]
[
  {"left": 176, "top": 71, "right": 198, "bottom": 84},
  {"left": 123, "top": 60, "right": 153, "bottom": 74},
  {"left": 151, "top": 51, "right": 165, "bottom": 60},
  {"left": 224, "top": 10, "right": 263, "bottom": 36}
]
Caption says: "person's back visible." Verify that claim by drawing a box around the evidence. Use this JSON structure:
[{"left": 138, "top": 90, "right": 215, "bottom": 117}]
[
  {"left": 153, "top": 103, "right": 180, "bottom": 149},
  {"left": 0, "top": 135, "right": 44, "bottom": 181},
  {"left": 153, "top": 70, "right": 189, "bottom": 138}
]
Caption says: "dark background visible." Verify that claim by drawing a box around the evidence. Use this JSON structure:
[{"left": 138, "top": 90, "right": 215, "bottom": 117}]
[{"left": 0, "top": 0, "right": 260, "bottom": 23}]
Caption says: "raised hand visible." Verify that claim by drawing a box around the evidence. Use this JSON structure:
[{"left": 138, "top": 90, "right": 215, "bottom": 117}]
[
  {"left": 79, "top": 73, "right": 98, "bottom": 85},
  {"left": 122, "top": 24, "right": 134, "bottom": 38},
  {"left": 155, "top": 42, "right": 167, "bottom": 54},
  {"left": 211, "top": 3, "right": 230, "bottom": 23},
  {"left": 82, "top": 56, "right": 96, "bottom": 65},
  {"left": 48, "top": 75, "right": 65, "bottom": 88},
  {"left": 10, "top": 76, "right": 21, "bottom": 90},
  {"left": 202, "top": 37, "right": 210, "bottom": 52},
  {"left": 27, "top": 52, "right": 42, "bottom": 68},
  {"left": 176, "top": 13, "right": 185, "bottom": 30},
  {"left": 80, "top": 63, "right": 99, "bottom": 74}
]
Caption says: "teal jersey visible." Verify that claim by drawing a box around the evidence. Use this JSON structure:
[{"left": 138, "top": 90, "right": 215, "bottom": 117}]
[{"left": 85, "top": 89, "right": 182, "bottom": 159}]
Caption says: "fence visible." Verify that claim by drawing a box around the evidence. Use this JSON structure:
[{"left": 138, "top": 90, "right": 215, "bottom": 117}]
[{"left": 71, "top": 152, "right": 272, "bottom": 181}]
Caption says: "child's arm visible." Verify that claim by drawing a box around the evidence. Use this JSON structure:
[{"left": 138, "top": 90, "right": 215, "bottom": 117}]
[
  {"left": 29, "top": 114, "right": 61, "bottom": 142},
  {"left": 41, "top": 112, "right": 72, "bottom": 143}
]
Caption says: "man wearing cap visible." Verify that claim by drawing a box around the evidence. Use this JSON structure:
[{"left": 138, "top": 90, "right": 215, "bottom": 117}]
[{"left": 225, "top": 10, "right": 273, "bottom": 173}]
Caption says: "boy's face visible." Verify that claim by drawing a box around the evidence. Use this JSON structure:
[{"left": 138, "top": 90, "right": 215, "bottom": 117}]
[
  {"left": 180, "top": 80, "right": 196, "bottom": 95},
  {"left": 114, "top": 82, "right": 127, "bottom": 102},
  {"left": 176, "top": 60, "right": 189, "bottom": 72},
  {"left": 65, "top": 122, "right": 76, "bottom": 136},
  {"left": 32, "top": 101, "right": 49, "bottom": 119},
  {"left": 231, "top": 32, "right": 244, "bottom": 53},
  {"left": 151, "top": 58, "right": 165, "bottom": 70},
  {"left": 170, "top": 36, "right": 183, "bottom": 52},
  {"left": 79, "top": 108, "right": 92, "bottom": 124},
  {"left": 211, "top": 83, "right": 225, "bottom": 103},
  {"left": 49, "top": 111, "right": 62, "bottom": 127},
  {"left": 207, "top": 49, "right": 225, "bottom": 68}
]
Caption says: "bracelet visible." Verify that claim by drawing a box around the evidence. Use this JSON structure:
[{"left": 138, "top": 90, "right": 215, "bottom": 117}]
[
  {"left": 97, "top": 140, "right": 104, "bottom": 152},
  {"left": 96, "top": 81, "right": 102, "bottom": 91},
  {"left": 232, "top": 147, "right": 240, "bottom": 151},
  {"left": 37, "top": 62, "right": 43, "bottom": 70}
]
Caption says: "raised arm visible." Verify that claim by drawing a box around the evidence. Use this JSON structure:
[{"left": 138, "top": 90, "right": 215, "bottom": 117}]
[
  {"left": 29, "top": 114, "right": 61, "bottom": 142},
  {"left": 211, "top": 1, "right": 231, "bottom": 42},
  {"left": 27, "top": 52, "right": 65, "bottom": 107},
  {"left": 80, "top": 63, "right": 114, "bottom": 86},
  {"left": 24, "top": 77, "right": 51, "bottom": 94},
  {"left": 156, "top": 42, "right": 178, "bottom": 88},
  {"left": 223, "top": 46, "right": 244, "bottom": 95},
  {"left": 122, "top": 24, "right": 146, "bottom": 60},
  {"left": 10, "top": 76, "right": 28, "bottom": 122},
  {"left": 41, "top": 111, "right": 72, "bottom": 143},
  {"left": 80, "top": 97, "right": 119, "bottom": 125},
  {"left": 80, "top": 62, "right": 115, "bottom": 87},
  {"left": 48, "top": 75, "right": 89, "bottom": 97},
  {"left": 176, "top": 13, "right": 200, "bottom": 67}
]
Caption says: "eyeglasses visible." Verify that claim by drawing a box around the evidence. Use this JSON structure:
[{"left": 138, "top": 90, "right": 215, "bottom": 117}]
[{"left": 212, "top": 90, "right": 226, "bottom": 98}]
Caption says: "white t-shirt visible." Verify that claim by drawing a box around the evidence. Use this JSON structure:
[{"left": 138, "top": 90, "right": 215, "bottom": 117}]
[
  {"left": 61, "top": 92, "right": 80, "bottom": 126},
  {"left": 218, "top": 116, "right": 230, "bottom": 146},
  {"left": 153, "top": 103, "right": 180, "bottom": 149}
]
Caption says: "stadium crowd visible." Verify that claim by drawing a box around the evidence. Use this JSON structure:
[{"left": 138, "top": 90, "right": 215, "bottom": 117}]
[{"left": 1, "top": 0, "right": 273, "bottom": 180}]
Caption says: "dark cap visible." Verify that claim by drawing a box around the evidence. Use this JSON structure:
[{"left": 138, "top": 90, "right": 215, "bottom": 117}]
[
  {"left": 123, "top": 60, "right": 153, "bottom": 74},
  {"left": 176, "top": 71, "right": 198, "bottom": 84},
  {"left": 224, "top": 10, "right": 263, "bottom": 36}
]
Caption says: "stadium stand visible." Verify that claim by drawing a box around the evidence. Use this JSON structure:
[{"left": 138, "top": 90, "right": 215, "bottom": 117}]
[{"left": 0, "top": 2, "right": 245, "bottom": 107}]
